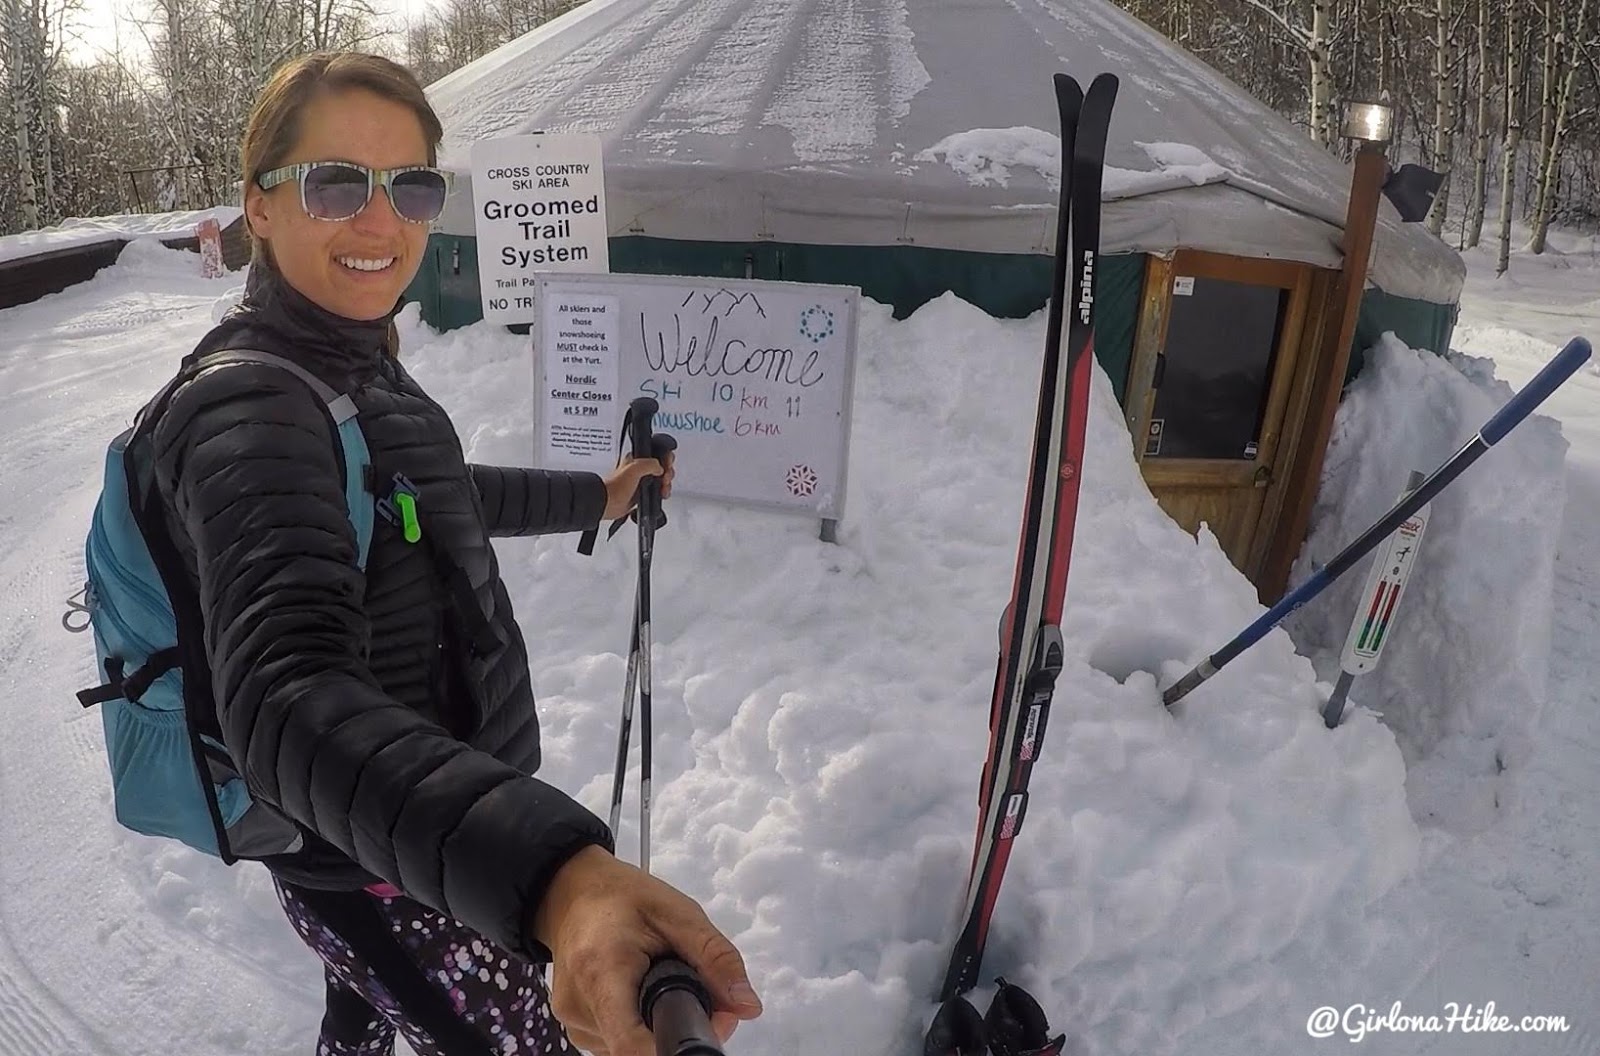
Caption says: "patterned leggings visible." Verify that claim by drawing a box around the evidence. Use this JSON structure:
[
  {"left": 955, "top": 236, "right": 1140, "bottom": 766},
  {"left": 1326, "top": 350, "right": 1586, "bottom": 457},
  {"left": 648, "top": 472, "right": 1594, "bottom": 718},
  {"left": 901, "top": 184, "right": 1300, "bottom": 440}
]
[{"left": 273, "top": 877, "right": 573, "bottom": 1056}]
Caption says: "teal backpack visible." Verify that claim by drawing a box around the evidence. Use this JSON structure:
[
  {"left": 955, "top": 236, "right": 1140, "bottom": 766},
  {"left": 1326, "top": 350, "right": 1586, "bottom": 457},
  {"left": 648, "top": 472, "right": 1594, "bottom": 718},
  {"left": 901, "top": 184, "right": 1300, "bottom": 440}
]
[{"left": 67, "top": 349, "right": 375, "bottom": 863}]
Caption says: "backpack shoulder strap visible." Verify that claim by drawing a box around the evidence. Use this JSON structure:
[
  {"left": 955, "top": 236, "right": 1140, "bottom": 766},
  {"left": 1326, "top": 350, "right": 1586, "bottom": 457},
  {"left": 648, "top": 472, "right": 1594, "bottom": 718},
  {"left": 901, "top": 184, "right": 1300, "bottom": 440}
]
[{"left": 190, "top": 349, "right": 374, "bottom": 570}]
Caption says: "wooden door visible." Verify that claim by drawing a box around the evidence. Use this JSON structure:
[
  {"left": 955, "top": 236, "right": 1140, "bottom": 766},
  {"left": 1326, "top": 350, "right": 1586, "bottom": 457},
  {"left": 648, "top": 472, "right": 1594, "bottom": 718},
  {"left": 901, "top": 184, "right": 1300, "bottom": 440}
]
[{"left": 1124, "top": 251, "right": 1319, "bottom": 584}]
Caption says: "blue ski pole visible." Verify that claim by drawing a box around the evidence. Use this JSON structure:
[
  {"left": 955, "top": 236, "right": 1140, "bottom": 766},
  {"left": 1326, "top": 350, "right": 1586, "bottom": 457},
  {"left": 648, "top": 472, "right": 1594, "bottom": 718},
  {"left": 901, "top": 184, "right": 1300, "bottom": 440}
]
[{"left": 1163, "top": 335, "right": 1592, "bottom": 708}]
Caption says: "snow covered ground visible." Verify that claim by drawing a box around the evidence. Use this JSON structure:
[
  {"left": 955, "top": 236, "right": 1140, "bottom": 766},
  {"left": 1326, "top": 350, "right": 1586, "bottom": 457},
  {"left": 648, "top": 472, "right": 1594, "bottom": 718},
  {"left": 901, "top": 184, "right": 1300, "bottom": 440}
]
[
  {"left": 0, "top": 229, "right": 1593, "bottom": 1056},
  {"left": 1186, "top": 227, "right": 1600, "bottom": 1056}
]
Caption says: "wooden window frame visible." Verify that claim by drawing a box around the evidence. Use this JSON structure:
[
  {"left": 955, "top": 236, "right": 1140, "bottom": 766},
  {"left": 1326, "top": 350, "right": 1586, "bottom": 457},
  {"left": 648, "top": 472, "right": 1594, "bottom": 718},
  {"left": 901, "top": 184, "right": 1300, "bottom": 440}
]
[{"left": 1123, "top": 249, "right": 1333, "bottom": 588}]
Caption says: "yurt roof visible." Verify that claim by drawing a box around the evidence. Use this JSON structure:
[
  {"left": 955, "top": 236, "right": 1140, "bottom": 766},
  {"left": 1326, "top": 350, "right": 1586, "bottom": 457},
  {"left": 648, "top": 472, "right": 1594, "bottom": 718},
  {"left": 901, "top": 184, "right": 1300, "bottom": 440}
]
[{"left": 427, "top": 0, "right": 1464, "bottom": 305}]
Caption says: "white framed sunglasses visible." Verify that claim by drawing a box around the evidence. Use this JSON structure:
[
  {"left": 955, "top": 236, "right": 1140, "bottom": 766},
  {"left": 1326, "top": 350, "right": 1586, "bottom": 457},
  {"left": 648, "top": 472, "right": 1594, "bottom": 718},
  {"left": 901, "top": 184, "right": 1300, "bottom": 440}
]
[{"left": 256, "top": 160, "right": 454, "bottom": 224}]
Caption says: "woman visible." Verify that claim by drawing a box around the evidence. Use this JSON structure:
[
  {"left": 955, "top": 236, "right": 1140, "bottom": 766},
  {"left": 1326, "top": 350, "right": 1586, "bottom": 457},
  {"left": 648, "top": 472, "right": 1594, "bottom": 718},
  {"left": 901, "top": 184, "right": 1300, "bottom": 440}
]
[{"left": 150, "top": 51, "right": 761, "bottom": 1055}]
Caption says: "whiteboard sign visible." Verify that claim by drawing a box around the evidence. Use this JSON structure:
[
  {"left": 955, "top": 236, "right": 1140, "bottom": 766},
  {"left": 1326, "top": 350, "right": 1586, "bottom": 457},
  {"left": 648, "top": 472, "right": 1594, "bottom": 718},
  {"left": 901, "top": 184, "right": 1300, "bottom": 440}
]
[
  {"left": 532, "top": 273, "right": 860, "bottom": 520},
  {"left": 470, "top": 133, "right": 610, "bottom": 325}
]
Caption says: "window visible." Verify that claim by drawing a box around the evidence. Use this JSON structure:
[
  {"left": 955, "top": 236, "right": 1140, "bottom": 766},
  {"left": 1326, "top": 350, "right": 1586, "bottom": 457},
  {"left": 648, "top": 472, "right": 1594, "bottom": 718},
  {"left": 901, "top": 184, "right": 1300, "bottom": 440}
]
[{"left": 1146, "top": 276, "right": 1289, "bottom": 461}]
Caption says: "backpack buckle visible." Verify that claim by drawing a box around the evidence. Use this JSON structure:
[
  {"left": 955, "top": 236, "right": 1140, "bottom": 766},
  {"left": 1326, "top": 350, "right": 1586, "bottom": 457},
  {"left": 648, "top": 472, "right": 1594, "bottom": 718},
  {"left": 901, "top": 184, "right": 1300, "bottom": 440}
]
[
  {"left": 76, "top": 648, "right": 182, "bottom": 708},
  {"left": 375, "top": 473, "right": 422, "bottom": 543},
  {"left": 77, "top": 656, "right": 126, "bottom": 708}
]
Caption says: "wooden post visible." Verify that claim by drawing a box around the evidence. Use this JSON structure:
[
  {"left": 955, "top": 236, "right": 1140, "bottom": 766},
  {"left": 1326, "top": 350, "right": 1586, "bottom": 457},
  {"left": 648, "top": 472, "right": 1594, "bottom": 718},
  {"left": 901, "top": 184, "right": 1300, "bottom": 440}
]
[{"left": 1258, "top": 142, "right": 1389, "bottom": 600}]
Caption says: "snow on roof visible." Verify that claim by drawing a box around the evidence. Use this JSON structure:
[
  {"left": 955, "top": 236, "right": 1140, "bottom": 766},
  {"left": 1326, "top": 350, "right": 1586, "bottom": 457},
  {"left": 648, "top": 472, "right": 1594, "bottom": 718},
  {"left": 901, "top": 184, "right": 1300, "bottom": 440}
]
[
  {"left": 426, "top": 0, "right": 1463, "bottom": 304},
  {"left": 0, "top": 206, "right": 243, "bottom": 267}
]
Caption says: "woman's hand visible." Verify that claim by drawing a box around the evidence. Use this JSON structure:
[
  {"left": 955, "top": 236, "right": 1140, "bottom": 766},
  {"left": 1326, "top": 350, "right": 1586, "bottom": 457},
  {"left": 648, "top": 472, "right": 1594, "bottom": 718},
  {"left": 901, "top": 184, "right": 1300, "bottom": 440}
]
[
  {"left": 602, "top": 450, "right": 676, "bottom": 522},
  {"left": 534, "top": 845, "right": 762, "bottom": 1056}
]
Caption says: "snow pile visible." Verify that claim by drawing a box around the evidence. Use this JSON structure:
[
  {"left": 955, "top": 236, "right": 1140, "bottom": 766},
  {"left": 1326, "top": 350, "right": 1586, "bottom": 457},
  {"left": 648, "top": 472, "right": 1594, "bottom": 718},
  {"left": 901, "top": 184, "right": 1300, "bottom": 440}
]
[
  {"left": 1132, "top": 142, "right": 1231, "bottom": 186},
  {"left": 0, "top": 206, "right": 242, "bottom": 266},
  {"left": 1288, "top": 335, "right": 1569, "bottom": 833},
  {"left": 915, "top": 127, "right": 1063, "bottom": 189},
  {"left": 399, "top": 293, "right": 1419, "bottom": 1056},
  {"left": 916, "top": 130, "right": 1241, "bottom": 207},
  {"left": 1103, "top": 141, "right": 1287, "bottom": 203}
]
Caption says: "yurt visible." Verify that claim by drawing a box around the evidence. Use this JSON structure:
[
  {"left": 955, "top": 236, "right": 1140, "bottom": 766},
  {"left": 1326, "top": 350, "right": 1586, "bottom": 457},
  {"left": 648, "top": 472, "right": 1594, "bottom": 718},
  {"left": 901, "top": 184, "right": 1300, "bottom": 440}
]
[{"left": 411, "top": 0, "right": 1465, "bottom": 595}]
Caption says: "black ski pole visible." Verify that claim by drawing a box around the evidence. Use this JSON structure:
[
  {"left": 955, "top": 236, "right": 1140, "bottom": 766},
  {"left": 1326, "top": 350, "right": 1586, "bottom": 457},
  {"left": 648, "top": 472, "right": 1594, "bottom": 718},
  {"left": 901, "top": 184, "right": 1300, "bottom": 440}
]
[
  {"left": 608, "top": 398, "right": 653, "bottom": 835},
  {"left": 630, "top": 396, "right": 663, "bottom": 871},
  {"left": 609, "top": 588, "right": 642, "bottom": 837},
  {"left": 608, "top": 404, "right": 717, "bottom": 1055},
  {"left": 641, "top": 957, "right": 723, "bottom": 1055},
  {"left": 605, "top": 397, "right": 679, "bottom": 863},
  {"left": 607, "top": 405, "right": 678, "bottom": 840},
  {"left": 1163, "top": 335, "right": 1592, "bottom": 707}
]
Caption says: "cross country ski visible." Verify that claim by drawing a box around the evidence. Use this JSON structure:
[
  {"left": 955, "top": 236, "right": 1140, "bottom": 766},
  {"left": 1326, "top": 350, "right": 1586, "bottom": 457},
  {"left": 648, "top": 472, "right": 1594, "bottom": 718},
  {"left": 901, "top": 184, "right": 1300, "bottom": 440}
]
[{"left": 936, "top": 70, "right": 1119, "bottom": 1007}]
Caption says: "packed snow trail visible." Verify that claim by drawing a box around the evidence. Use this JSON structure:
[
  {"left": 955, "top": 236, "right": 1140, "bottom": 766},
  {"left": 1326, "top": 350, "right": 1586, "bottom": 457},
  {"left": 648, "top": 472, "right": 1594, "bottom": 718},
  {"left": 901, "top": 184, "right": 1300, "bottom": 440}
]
[
  {"left": 0, "top": 247, "right": 324, "bottom": 1056},
  {"left": 0, "top": 266, "right": 148, "bottom": 1056}
]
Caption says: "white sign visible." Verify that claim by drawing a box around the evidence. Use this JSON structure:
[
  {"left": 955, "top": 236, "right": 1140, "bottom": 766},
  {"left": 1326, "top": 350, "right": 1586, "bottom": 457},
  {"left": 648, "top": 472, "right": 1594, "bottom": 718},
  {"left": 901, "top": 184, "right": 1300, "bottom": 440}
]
[
  {"left": 470, "top": 133, "right": 610, "bottom": 325},
  {"left": 540, "top": 294, "right": 621, "bottom": 469},
  {"left": 532, "top": 273, "right": 859, "bottom": 520},
  {"left": 1340, "top": 480, "right": 1431, "bottom": 674},
  {"left": 1173, "top": 275, "right": 1195, "bottom": 296}
]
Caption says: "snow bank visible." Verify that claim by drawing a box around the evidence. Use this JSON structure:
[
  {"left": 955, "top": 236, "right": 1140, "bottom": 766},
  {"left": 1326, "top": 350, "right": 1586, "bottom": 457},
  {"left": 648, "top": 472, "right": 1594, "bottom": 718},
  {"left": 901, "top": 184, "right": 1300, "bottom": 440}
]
[
  {"left": 1288, "top": 335, "right": 1569, "bottom": 833},
  {"left": 0, "top": 206, "right": 242, "bottom": 266},
  {"left": 398, "top": 293, "right": 1419, "bottom": 1056}
]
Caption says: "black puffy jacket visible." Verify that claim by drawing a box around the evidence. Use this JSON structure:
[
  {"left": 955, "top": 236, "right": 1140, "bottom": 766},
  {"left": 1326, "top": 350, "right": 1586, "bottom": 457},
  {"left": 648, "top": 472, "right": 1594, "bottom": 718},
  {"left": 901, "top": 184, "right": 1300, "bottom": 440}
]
[{"left": 150, "top": 263, "right": 612, "bottom": 959}]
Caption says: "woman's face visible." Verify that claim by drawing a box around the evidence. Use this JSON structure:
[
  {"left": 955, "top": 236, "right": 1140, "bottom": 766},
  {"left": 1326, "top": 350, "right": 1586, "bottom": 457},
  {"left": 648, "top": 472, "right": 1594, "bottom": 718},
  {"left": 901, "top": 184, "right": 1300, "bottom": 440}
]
[{"left": 246, "top": 87, "right": 431, "bottom": 321}]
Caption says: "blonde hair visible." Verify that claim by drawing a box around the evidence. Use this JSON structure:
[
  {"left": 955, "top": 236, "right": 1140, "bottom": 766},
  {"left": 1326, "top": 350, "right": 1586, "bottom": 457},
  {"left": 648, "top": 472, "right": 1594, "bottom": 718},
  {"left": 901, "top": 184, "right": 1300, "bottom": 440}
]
[{"left": 240, "top": 51, "right": 443, "bottom": 268}]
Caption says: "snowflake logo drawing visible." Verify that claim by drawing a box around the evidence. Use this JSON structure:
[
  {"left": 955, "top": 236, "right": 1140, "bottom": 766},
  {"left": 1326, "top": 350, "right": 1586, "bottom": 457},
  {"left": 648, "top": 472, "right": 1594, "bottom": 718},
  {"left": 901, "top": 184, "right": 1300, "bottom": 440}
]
[
  {"left": 786, "top": 464, "right": 819, "bottom": 497},
  {"left": 799, "top": 305, "right": 835, "bottom": 344}
]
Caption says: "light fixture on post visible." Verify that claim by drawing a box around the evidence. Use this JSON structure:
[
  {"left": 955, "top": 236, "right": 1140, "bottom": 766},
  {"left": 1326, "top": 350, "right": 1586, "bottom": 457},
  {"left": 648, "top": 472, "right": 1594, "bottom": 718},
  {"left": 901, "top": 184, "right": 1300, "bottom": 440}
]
[
  {"left": 1262, "top": 96, "right": 1398, "bottom": 599},
  {"left": 1340, "top": 100, "right": 1394, "bottom": 145}
]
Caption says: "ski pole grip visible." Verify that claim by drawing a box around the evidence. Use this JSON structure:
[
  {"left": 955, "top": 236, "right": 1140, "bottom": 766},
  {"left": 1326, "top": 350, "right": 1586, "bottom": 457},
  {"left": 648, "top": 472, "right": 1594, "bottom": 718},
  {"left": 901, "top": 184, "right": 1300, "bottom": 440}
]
[
  {"left": 629, "top": 397, "right": 662, "bottom": 524},
  {"left": 640, "top": 957, "right": 724, "bottom": 1056},
  {"left": 1479, "top": 336, "right": 1590, "bottom": 445},
  {"left": 629, "top": 396, "right": 660, "bottom": 458},
  {"left": 639, "top": 433, "right": 679, "bottom": 533},
  {"left": 577, "top": 398, "right": 663, "bottom": 557}
]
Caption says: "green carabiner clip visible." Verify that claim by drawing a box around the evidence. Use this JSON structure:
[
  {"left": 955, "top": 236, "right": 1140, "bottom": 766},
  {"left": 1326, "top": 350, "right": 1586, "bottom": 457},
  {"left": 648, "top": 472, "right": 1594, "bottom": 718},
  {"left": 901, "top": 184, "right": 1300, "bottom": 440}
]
[
  {"left": 377, "top": 473, "right": 423, "bottom": 544},
  {"left": 394, "top": 490, "right": 421, "bottom": 544}
]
